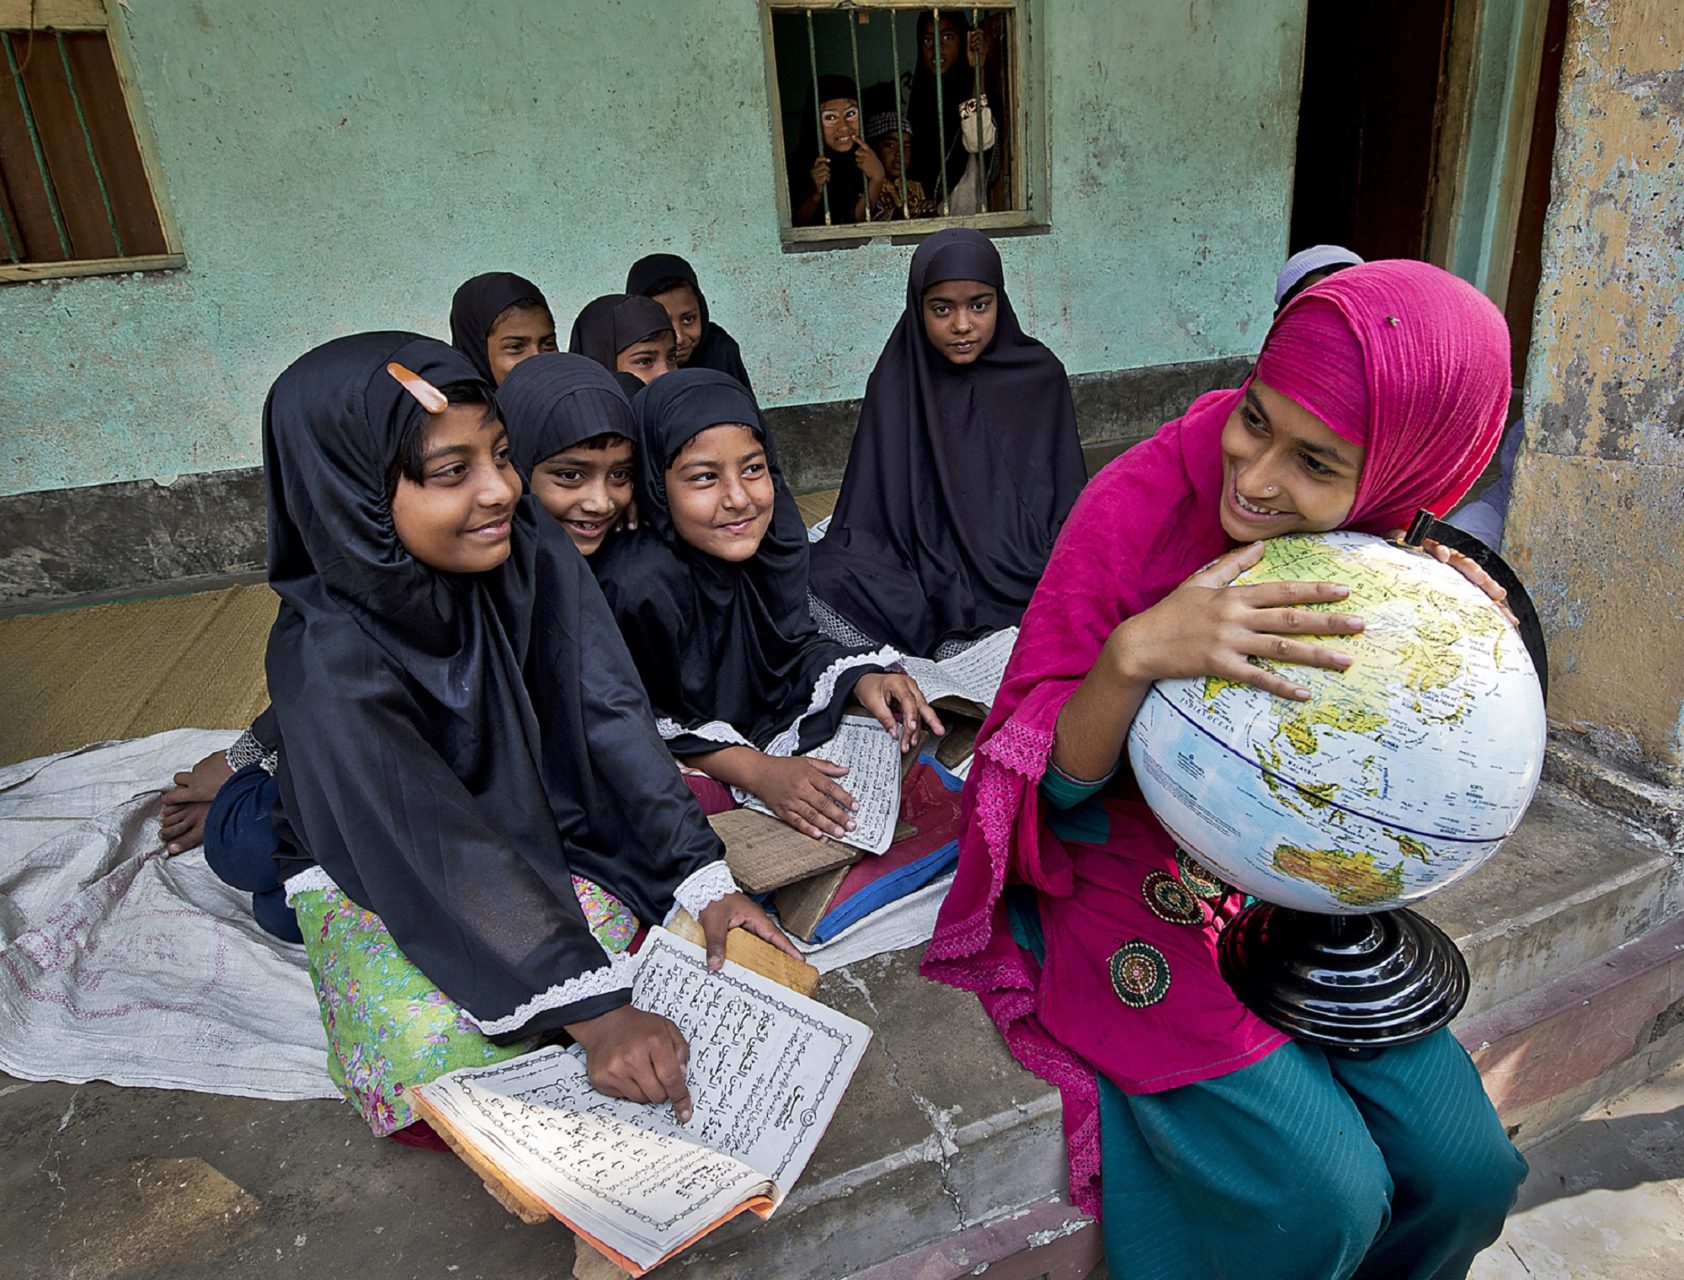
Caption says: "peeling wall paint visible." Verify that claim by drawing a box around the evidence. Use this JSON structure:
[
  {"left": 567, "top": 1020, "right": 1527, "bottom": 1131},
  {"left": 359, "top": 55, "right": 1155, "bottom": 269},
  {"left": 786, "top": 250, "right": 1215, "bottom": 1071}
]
[
  {"left": 1506, "top": 0, "right": 1684, "bottom": 782},
  {"left": 0, "top": 0, "right": 1307, "bottom": 496}
]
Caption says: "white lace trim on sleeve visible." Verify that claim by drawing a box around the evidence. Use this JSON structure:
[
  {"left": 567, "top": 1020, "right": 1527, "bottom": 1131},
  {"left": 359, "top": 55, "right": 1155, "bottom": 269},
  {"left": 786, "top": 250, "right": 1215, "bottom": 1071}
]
[
  {"left": 665, "top": 860, "right": 739, "bottom": 926},
  {"left": 469, "top": 951, "right": 638, "bottom": 1038},
  {"left": 656, "top": 716, "right": 756, "bottom": 750},
  {"left": 763, "top": 645, "right": 902, "bottom": 759},
  {"left": 282, "top": 865, "right": 338, "bottom": 905}
]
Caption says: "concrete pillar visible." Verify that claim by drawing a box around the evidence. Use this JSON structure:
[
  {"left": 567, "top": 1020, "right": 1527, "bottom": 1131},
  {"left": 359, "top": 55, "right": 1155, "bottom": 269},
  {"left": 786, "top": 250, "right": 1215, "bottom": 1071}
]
[{"left": 1505, "top": 0, "right": 1684, "bottom": 787}]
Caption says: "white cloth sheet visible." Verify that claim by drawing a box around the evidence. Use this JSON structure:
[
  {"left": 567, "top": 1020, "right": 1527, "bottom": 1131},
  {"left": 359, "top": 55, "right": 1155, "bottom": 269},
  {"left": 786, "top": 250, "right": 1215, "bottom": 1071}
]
[
  {"left": 0, "top": 727, "right": 955, "bottom": 1095},
  {"left": 0, "top": 729, "right": 337, "bottom": 1100}
]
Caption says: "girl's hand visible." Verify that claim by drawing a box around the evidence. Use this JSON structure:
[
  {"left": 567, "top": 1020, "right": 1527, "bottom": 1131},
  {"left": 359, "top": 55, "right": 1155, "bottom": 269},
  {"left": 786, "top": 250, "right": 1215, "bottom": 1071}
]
[
  {"left": 1108, "top": 542, "right": 1365, "bottom": 701},
  {"left": 564, "top": 1005, "right": 694, "bottom": 1123},
  {"left": 752, "top": 755, "right": 857, "bottom": 839},
  {"left": 1391, "top": 534, "right": 1521, "bottom": 630},
  {"left": 810, "top": 156, "right": 831, "bottom": 191},
  {"left": 854, "top": 673, "right": 945, "bottom": 753},
  {"left": 160, "top": 751, "right": 236, "bottom": 853},
  {"left": 695, "top": 891, "right": 803, "bottom": 970},
  {"left": 853, "top": 138, "right": 886, "bottom": 183},
  {"left": 967, "top": 28, "right": 987, "bottom": 66}
]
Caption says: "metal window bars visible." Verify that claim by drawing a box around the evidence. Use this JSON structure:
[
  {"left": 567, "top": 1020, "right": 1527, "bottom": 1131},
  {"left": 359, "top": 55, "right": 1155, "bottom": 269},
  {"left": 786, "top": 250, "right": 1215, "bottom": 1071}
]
[{"left": 790, "top": 4, "right": 1006, "bottom": 229}]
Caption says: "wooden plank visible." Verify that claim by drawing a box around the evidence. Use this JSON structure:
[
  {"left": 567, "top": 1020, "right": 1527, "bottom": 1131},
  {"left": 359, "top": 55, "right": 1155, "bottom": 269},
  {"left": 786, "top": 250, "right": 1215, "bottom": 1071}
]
[
  {"left": 766, "top": 0, "right": 1014, "bottom": 11},
  {"left": 0, "top": 0, "right": 107, "bottom": 28},
  {"left": 710, "top": 806, "right": 861, "bottom": 894},
  {"left": 63, "top": 30, "right": 166, "bottom": 254},
  {"left": 0, "top": 250, "right": 180, "bottom": 280},
  {"left": 780, "top": 207, "right": 1044, "bottom": 247},
  {"left": 665, "top": 908, "right": 822, "bottom": 998},
  {"left": 12, "top": 30, "right": 118, "bottom": 259},
  {"left": 0, "top": 37, "right": 67, "bottom": 261}
]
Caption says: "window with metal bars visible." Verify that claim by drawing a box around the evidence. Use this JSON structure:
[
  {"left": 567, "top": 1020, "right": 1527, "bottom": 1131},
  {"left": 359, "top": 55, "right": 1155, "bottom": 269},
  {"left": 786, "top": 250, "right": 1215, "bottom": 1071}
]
[
  {"left": 764, "top": 2, "right": 1045, "bottom": 245},
  {"left": 0, "top": 1, "right": 180, "bottom": 282}
]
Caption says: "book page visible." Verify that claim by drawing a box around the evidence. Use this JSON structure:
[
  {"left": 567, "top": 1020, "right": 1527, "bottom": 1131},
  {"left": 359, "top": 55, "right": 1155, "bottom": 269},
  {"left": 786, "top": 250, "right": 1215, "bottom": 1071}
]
[
  {"left": 744, "top": 714, "right": 902, "bottom": 854},
  {"left": 415, "top": 931, "right": 871, "bottom": 1272},
  {"left": 633, "top": 929, "right": 869, "bottom": 1188},
  {"left": 415, "top": 1048, "right": 767, "bottom": 1271},
  {"left": 902, "top": 626, "right": 1018, "bottom": 711},
  {"left": 806, "top": 514, "right": 831, "bottom": 543}
]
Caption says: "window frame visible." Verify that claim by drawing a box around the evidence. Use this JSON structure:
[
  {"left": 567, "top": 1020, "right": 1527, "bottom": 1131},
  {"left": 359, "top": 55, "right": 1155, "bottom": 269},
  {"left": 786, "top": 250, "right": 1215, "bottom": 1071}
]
[
  {"left": 0, "top": 0, "right": 183, "bottom": 283},
  {"left": 761, "top": 0, "right": 1049, "bottom": 248}
]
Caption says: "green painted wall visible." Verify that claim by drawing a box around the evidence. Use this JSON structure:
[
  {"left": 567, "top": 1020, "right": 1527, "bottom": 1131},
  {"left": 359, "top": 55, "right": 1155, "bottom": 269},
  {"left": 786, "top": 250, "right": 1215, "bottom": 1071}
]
[{"left": 0, "top": 0, "right": 1306, "bottom": 497}]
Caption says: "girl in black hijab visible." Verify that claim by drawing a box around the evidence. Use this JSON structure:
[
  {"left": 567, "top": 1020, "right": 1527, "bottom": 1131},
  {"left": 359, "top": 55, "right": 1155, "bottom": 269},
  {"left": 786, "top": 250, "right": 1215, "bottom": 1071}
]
[
  {"left": 568, "top": 292, "right": 679, "bottom": 387},
  {"left": 263, "top": 332, "right": 794, "bottom": 1138},
  {"left": 808, "top": 229, "right": 1085, "bottom": 657},
  {"left": 626, "top": 253, "right": 755, "bottom": 395},
  {"left": 789, "top": 74, "right": 885, "bottom": 226},
  {"left": 906, "top": 11, "right": 1002, "bottom": 209},
  {"left": 448, "top": 271, "right": 556, "bottom": 386},
  {"left": 595, "top": 369, "right": 944, "bottom": 840},
  {"left": 499, "top": 352, "right": 638, "bottom": 560}
]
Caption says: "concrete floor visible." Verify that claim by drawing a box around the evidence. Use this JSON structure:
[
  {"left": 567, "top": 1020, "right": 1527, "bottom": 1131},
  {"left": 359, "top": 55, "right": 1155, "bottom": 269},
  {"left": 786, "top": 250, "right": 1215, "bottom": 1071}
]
[
  {"left": 1469, "top": 1062, "right": 1684, "bottom": 1280},
  {"left": 9, "top": 1061, "right": 1679, "bottom": 1280}
]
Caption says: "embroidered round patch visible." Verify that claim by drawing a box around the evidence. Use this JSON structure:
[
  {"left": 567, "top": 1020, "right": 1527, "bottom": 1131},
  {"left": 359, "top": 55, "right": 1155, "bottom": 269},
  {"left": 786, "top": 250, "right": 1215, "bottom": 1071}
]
[
  {"left": 1142, "top": 870, "right": 1206, "bottom": 926},
  {"left": 1175, "top": 848, "right": 1228, "bottom": 899},
  {"left": 1109, "top": 940, "right": 1171, "bottom": 1009}
]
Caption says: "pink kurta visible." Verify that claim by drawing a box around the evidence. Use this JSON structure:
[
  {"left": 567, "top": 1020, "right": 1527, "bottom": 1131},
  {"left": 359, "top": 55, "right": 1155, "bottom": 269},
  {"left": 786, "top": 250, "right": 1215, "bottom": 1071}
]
[{"left": 923, "top": 261, "right": 1511, "bottom": 1215}]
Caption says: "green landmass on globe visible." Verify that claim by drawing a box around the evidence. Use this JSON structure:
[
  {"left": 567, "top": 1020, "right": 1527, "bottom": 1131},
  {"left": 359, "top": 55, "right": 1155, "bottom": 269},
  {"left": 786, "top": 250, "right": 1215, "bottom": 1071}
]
[{"left": 1271, "top": 843, "right": 1406, "bottom": 908}]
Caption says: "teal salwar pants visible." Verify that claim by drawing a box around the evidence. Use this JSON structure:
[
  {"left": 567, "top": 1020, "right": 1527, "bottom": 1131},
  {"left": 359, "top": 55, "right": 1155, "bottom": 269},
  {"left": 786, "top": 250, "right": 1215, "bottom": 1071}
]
[{"left": 1007, "top": 892, "right": 1526, "bottom": 1280}]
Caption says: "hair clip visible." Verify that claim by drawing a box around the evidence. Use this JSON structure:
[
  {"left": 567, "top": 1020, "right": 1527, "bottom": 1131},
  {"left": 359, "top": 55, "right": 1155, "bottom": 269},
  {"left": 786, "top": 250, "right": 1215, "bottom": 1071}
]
[{"left": 386, "top": 363, "right": 448, "bottom": 415}]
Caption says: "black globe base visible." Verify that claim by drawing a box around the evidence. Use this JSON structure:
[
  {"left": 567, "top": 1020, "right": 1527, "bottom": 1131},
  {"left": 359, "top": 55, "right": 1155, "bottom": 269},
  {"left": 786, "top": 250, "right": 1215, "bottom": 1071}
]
[{"left": 1217, "top": 904, "right": 1469, "bottom": 1049}]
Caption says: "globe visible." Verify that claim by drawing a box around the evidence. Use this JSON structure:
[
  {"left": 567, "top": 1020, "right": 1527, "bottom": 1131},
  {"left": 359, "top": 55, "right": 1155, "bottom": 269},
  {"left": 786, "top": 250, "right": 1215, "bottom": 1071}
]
[{"left": 1127, "top": 530, "right": 1547, "bottom": 916}]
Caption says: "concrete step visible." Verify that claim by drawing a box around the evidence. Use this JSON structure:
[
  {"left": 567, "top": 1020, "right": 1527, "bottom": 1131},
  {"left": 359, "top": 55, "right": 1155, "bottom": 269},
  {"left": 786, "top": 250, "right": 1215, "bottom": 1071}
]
[{"left": 1424, "top": 780, "right": 1680, "bottom": 1020}]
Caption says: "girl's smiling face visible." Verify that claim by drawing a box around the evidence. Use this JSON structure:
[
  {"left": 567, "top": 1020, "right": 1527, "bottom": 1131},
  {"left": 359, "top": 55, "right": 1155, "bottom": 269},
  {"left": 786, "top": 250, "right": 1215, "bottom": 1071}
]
[
  {"left": 390, "top": 405, "right": 522, "bottom": 573},
  {"left": 617, "top": 332, "right": 679, "bottom": 384},
  {"left": 1218, "top": 380, "right": 1365, "bottom": 542},
  {"left": 530, "top": 438, "right": 635, "bottom": 556},
  {"left": 921, "top": 279, "right": 998, "bottom": 365},
  {"left": 665, "top": 424, "right": 775, "bottom": 563},
  {"left": 485, "top": 304, "right": 557, "bottom": 387},
  {"left": 820, "top": 98, "right": 860, "bottom": 152}
]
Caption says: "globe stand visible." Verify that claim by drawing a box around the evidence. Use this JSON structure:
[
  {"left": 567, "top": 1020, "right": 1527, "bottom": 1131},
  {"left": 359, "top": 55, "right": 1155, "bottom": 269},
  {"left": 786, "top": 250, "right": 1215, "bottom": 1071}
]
[{"left": 1217, "top": 904, "right": 1469, "bottom": 1049}]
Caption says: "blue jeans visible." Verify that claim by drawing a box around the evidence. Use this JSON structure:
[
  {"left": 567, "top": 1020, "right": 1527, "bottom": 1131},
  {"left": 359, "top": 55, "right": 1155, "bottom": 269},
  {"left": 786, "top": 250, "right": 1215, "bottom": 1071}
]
[{"left": 203, "top": 763, "right": 301, "bottom": 943}]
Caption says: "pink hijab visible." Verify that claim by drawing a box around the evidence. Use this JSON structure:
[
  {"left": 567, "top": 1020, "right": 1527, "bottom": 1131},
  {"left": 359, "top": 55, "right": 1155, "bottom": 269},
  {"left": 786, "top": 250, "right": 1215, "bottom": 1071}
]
[{"left": 921, "top": 261, "right": 1510, "bottom": 1214}]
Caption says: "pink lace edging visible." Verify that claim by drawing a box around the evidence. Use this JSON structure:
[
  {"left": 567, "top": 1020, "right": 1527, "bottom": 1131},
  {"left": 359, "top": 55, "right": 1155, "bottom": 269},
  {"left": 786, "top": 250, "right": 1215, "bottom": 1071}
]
[
  {"left": 924, "top": 721, "right": 1055, "bottom": 964},
  {"left": 922, "top": 717, "right": 1103, "bottom": 1217}
]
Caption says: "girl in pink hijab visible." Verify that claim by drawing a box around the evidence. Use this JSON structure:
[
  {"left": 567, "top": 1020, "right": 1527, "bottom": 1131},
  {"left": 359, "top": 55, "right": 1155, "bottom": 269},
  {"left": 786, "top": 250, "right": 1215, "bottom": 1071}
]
[{"left": 923, "top": 261, "right": 1526, "bottom": 1279}]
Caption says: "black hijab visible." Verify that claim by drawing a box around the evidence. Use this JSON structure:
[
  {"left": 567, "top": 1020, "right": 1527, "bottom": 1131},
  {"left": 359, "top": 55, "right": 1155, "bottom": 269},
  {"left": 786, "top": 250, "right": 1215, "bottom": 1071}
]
[
  {"left": 790, "top": 74, "right": 866, "bottom": 225},
  {"left": 448, "top": 271, "right": 550, "bottom": 384},
  {"left": 567, "top": 293, "right": 674, "bottom": 372},
  {"left": 594, "top": 369, "right": 893, "bottom": 758},
  {"left": 808, "top": 229, "right": 1085, "bottom": 656},
  {"left": 498, "top": 351, "right": 636, "bottom": 480},
  {"left": 906, "top": 12, "right": 999, "bottom": 200},
  {"left": 625, "top": 253, "right": 754, "bottom": 395},
  {"left": 263, "top": 332, "right": 724, "bottom": 1039}
]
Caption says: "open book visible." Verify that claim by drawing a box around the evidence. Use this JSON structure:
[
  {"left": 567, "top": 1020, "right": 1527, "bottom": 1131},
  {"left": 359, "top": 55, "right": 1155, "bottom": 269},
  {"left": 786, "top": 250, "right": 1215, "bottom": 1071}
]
[
  {"left": 900, "top": 627, "right": 1018, "bottom": 718},
  {"left": 413, "top": 929, "right": 869, "bottom": 1276},
  {"left": 743, "top": 714, "right": 904, "bottom": 855}
]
